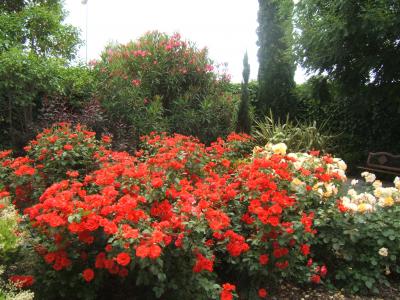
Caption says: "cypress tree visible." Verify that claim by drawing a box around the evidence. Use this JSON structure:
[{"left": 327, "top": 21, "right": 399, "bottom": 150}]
[
  {"left": 257, "top": 0, "right": 296, "bottom": 120},
  {"left": 236, "top": 52, "right": 251, "bottom": 134}
]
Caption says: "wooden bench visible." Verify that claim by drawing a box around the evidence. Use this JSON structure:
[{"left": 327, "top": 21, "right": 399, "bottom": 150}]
[{"left": 358, "top": 152, "right": 400, "bottom": 176}]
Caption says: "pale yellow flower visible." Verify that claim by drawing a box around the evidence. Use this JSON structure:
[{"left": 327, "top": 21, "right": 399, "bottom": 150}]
[
  {"left": 357, "top": 203, "right": 373, "bottom": 213},
  {"left": 379, "top": 247, "right": 388, "bottom": 257},
  {"left": 292, "top": 178, "right": 303, "bottom": 186},
  {"left": 361, "top": 171, "right": 376, "bottom": 183},
  {"left": 271, "top": 143, "right": 287, "bottom": 155},
  {"left": 394, "top": 177, "right": 400, "bottom": 190},
  {"left": 384, "top": 196, "right": 394, "bottom": 207},
  {"left": 372, "top": 180, "right": 382, "bottom": 188}
]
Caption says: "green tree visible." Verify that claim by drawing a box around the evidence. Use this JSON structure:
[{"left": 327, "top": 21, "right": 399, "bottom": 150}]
[
  {"left": 236, "top": 52, "right": 251, "bottom": 134},
  {"left": 0, "top": 0, "right": 83, "bottom": 149},
  {"left": 295, "top": 0, "right": 400, "bottom": 168},
  {"left": 295, "top": 0, "right": 400, "bottom": 96},
  {"left": 257, "top": 0, "right": 296, "bottom": 120}
]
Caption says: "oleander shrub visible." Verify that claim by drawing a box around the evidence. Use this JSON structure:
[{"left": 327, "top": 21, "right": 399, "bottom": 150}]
[{"left": 92, "top": 31, "right": 235, "bottom": 148}]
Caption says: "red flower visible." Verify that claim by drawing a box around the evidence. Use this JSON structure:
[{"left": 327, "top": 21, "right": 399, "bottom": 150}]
[
  {"left": 14, "top": 165, "right": 35, "bottom": 176},
  {"left": 206, "top": 209, "right": 230, "bottom": 231},
  {"left": 151, "top": 177, "right": 163, "bottom": 188},
  {"left": 66, "top": 170, "right": 79, "bottom": 178},
  {"left": 259, "top": 254, "right": 269, "bottom": 265},
  {"left": 148, "top": 244, "right": 162, "bottom": 259},
  {"left": 116, "top": 252, "right": 131, "bottom": 266},
  {"left": 63, "top": 144, "right": 73, "bottom": 151},
  {"left": 311, "top": 274, "right": 321, "bottom": 284},
  {"left": 300, "top": 244, "right": 310, "bottom": 256},
  {"left": 9, "top": 275, "right": 35, "bottom": 288},
  {"left": 320, "top": 265, "right": 328, "bottom": 277},
  {"left": 193, "top": 253, "right": 214, "bottom": 273},
  {"left": 220, "top": 283, "right": 236, "bottom": 300},
  {"left": 136, "top": 245, "right": 149, "bottom": 258},
  {"left": 258, "top": 288, "right": 268, "bottom": 298},
  {"left": 82, "top": 268, "right": 94, "bottom": 282}
]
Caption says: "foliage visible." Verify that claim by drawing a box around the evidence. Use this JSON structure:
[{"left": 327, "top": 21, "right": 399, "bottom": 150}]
[
  {"left": 0, "top": 0, "right": 91, "bottom": 151},
  {"left": 252, "top": 111, "right": 334, "bottom": 153},
  {"left": 295, "top": 0, "right": 400, "bottom": 95},
  {"left": 0, "top": 0, "right": 79, "bottom": 58},
  {"left": 168, "top": 93, "right": 237, "bottom": 145},
  {"left": 236, "top": 52, "right": 252, "bottom": 134},
  {"left": 92, "top": 31, "right": 235, "bottom": 148},
  {"left": 295, "top": 76, "right": 400, "bottom": 171},
  {"left": 294, "top": 1, "right": 400, "bottom": 169},
  {"left": 256, "top": 0, "right": 296, "bottom": 119}
]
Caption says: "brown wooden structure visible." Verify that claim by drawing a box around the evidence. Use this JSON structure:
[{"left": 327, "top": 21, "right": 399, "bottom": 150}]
[{"left": 358, "top": 152, "right": 400, "bottom": 176}]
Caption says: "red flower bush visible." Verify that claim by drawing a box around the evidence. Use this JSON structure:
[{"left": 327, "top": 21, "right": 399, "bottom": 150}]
[
  {"left": 0, "top": 123, "right": 110, "bottom": 208},
  {"left": 1, "top": 126, "right": 336, "bottom": 299}
]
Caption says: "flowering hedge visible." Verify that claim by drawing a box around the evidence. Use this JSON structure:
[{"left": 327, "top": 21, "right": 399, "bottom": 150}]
[
  {"left": 0, "top": 125, "right": 336, "bottom": 299},
  {"left": 2, "top": 124, "right": 399, "bottom": 298}
]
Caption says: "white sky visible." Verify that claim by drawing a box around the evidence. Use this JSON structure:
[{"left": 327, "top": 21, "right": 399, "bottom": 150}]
[{"left": 64, "top": 0, "right": 306, "bottom": 83}]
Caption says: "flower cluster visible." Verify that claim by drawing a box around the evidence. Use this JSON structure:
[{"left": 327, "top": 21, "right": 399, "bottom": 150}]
[{"left": 340, "top": 173, "right": 400, "bottom": 213}]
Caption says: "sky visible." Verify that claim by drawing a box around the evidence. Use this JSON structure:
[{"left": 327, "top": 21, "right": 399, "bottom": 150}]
[{"left": 64, "top": 0, "right": 306, "bottom": 83}]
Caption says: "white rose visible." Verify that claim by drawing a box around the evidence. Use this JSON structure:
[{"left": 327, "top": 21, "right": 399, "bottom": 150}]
[
  {"left": 347, "top": 189, "right": 358, "bottom": 197},
  {"left": 394, "top": 177, "right": 400, "bottom": 189},
  {"left": 372, "top": 180, "right": 382, "bottom": 188},
  {"left": 361, "top": 171, "right": 376, "bottom": 183},
  {"left": 379, "top": 247, "right": 388, "bottom": 257},
  {"left": 351, "top": 179, "right": 359, "bottom": 186}
]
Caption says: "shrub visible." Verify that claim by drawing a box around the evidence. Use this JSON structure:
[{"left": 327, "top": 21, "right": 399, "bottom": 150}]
[
  {"left": 312, "top": 174, "right": 400, "bottom": 294},
  {"left": 3, "top": 127, "right": 327, "bottom": 299},
  {"left": 295, "top": 76, "right": 400, "bottom": 172},
  {"left": 6, "top": 124, "right": 400, "bottom": 298},
  {"left": 0, "top": 123, "right": 110, "bottom": 208},
  {"left": 92, "top": 31, "right": 234, "bottom": 147}
]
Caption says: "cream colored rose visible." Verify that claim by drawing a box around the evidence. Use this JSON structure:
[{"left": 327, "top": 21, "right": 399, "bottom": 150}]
[
  {"left": 347, "top": 202, "right": 358, "bottom": 212},
  {"left": 394, "top": 177, "right": 400, "bottom": 190},
  {"left": 347, "top": 189, "right": 358, "bottom": 197},
  {"left": 372, "top": 180, "right": 382, "bottom": 188},
  {"left": 271, "top": 143, "right": 287, "bottom": 155},
  {"left": 361, "top": 171, "right": 376, "bottom": 183},
  {"left": 374, "top": 187, "right": 382, "bottom": 198},
  {"left": 380, "top": 196, "right": 394, "bottom": 207},
  {"left": 379, "top": 247, "right": 388, "bottom": 257},
  {"left": 351, "top": 179, "right": 358, "bottom": 186},
  {"left": 292, "top": 178, "right": 303, "bottom": 186},
  {"left": 357, "top": 203, "right": 373, "bottom": 213}
]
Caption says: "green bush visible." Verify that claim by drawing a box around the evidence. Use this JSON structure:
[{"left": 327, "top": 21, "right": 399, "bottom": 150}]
[{"left": 93, "top": 31, "right": 235, "bottom": 147}]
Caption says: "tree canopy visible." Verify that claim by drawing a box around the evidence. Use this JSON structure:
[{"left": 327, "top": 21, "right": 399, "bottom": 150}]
[{"left": 295, "top": 0, "right": 400, "bottom": 96}]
